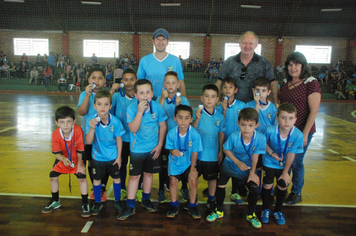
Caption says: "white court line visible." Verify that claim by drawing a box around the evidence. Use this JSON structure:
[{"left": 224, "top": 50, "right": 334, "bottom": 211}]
[
  {"left": 342, "top": 156, "right": 356, "bottom": 162},
  {"left": 81, "top": 221, "right": 93, "bottom": 233},
  {"left": 327, "top": 149, "right": 339, "bottom": 154},
  {"left": 0, "top": 126, "right": 16, "bottom": 133}
]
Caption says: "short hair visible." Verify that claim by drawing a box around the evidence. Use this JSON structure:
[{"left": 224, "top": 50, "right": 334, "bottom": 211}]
[
  {"left": 122, "top": 68, "right": 137, "bottom": 78},
  {"left": 238, "top": 107, "right": 259, "bottom": 123},
  {"left": 175, "top": 104, "right": 193, "bottom": 117},
  {"left": 253, "top": 77, "right": 272, "bottom": 89},
  {"left": 88, "top": 67, "right": 105, "bottom": 78},
  {"left": 164, "top": 71, "right": 179, "bottom": 81},
  {"left": 221, "top": 77, "right": 238, "bottom": 90},
  {"left": 202, "top": 83, "right": 219, "bottom": 95},
  {"left": 284, "top": 52, "right": 311, "bottom": 82},
  {"left": 134, "top": 79, "right": 153, "bottom": 93},
  {"left": 55, "top": 106, "right": 75, "bottom": 121},
  {"left": 94, "top": 90, "right": 112, "bottom": 104},
  {"left": 239, "top": 31, "right": 259, "bottom": 44},
  {"left": 277, "top": 103, "right": 297, "bottom": 117}
]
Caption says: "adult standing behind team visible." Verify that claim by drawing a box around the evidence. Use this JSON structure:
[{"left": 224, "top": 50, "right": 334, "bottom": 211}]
[
  {"left": 216, "top": 31, "right": 278, "bottom": 104},
  {"left": 137, "top": 28, "right": 186, "bottom": 100}
]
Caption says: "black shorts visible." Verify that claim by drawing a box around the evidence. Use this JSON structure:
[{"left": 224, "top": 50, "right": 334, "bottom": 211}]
[
  {"left": 92, "top": 159, "right": 120, "bottom": 181},
  {"left": 50, "top": 171, "right": 86, "bottom": 179},
  {"left": 170, "top": 166, "right": 191, "bottom": 182},
  {"left": 196, "top": 160, "right": 219, "bottom": 181},
  {"left": 83, "top": 144, "right": 93, "bottom": 162},
  {"left": 257, "top": 154, "right": 263, "bottom": 169},
  {"left": 121, "top": 141, "right": 130, "bottom": 167},
  {"left": 262, "top": 166, "right": 284, "bottom": 185},
  {"left": 129, "top": 151, "right": 162, "bottom": 176},
  {"left": 161, "top": 147, "right": 169, "bottom": 168}
]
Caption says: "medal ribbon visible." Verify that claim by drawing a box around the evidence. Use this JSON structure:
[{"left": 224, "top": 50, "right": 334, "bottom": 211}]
[
  {"left": 241, "top": 131, "right": 255, "bottom": 167},
  {"left": 277, "top": 125, "right": 292, "bottom": 162},
  {"left": 177, "top": 126, "right": 190, "bottom": 152}
]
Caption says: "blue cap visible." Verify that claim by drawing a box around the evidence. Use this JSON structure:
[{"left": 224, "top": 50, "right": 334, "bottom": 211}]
[{"left": 153, "top": 28, "right": 169, "bottom": 39}]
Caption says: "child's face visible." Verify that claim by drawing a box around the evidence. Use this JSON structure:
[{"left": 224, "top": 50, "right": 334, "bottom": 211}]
[
  {"left": 94, "top": 97, "right": 112, "bottom": 116},
  {"left": 135, "top": 84, "right": 153, "bottom": 102},
  {"left": 201, "top": 89, "right": 219, "bottom": 108},
  {"left": 88, "top": 71, "right": 106, "bottom": 90},
  {"left": 174, "top": 110, "right": 192, "bottom": 129},
  {"left": 238, "top": 119, "right": 259, "bottom": 137},
  {"left": 163, "top": 75, "right": 180, "bottom": 94},
  {"left": 222, "top": 82, "right": 238, "bottom": 98},
  {"left": 122, "top": 73, "right": 137, "bottom": 92},
  {"left": 254, "top": 85, "right": 271, "bottom": 102},
  {"left": 277, "top": 111, "right": 297, "bottom": 131},
  {"left": 55, "top": 117, "right": 75, "bottom": 134}
]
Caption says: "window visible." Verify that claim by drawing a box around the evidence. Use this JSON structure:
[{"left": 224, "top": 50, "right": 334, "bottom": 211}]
[
  {"left": 13, "top": 38, "right": 49, "bottom": 56},
  {"left": 153, "top": 41, "right": 190, "bottom": 59},
  {"left": 295, "top": 45, "right": 332, "bottom": 64},
  {"left": 224, "top": 43, "right": 262, "bottom": 60},
  {"left": 83, "top": 40, "right": 119, "bottom": 58}
]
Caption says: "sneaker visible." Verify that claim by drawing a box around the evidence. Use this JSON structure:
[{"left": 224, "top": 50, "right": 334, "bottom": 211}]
[
  {"left": 121, "top": 189, "right": 127, "bottom": 201},
  {"left": 101, "top": 190, "right": 107, "bottom": 202},
  {"left": 114, "top": 201, "right": 124, "bottom": 212},
  {"left": 81, "top": 203, "right": 91, "bottom": 218},
  {"left": 202, "top": 188, "right": 209, "bottom": 197},
  {"left": 141, "top": 199, "right": 157, "bottom": 213},
  {"left": 231, "top": 193, "right": 243, "bottom": 205},
  {"left": 206, "top": 200, "right": 216, "bottom": 210},
  {"left": 136, "top": 189, "right": 143, "bottom": 203},
  {"left": 166, "top": 205, "right": 179, "bottom": 218},
  {"left": 274, "top": 212, "right": 286, "bottom": 225},
  {"left": 158, "top": 189, "right": 167, "bottom": 203},
  {"left": 260, "top": 209, "right": 272, "bottom": 224},
  {"left": 180, "top": 188, "right": 189, "bottom": 202},
  {"left": 117, "top": 205, "right": 135, "bottom": 221},
  {"left": 89, "top": 190, "right": 95, "bottom": 200},
  {"left": 188, "top": 206, "right": 201, "bottom": 219},
  {"left": 42, "top": 200, "right": 61, "bottom": 213},
  {"left": 91, "top": 202, "right": 102, "bottom": 216},
  {"left": 206, "top": 210, "right": 224, "bottom": 222},
  {"left": 284, "top": 192, "right": 302, "bottom": 204},
  {"left": 246, "top": 213, "right": 262, "bottom": 229}
]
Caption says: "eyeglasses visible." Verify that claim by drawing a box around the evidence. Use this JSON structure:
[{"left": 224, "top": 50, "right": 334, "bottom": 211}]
[{"left": 240, "top": 67, "right": 246, "bottom": 80}]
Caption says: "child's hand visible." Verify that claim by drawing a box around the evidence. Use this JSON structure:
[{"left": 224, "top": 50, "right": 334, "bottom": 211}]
[
  {"left": 62, "top": 157, "right": 72, "bottom": 166},
  {"left": 137, "top": 100, "right": 148, "bottom": 114},
  {"left": 113, "top": 157, "right": 122, "bottom": 170},
  {"left": 277, "top": 172, "right": 290, "bottom": 187},
  {"left": 252, "top": 88, "right": 260, "bottom": 102},
  {"left": 111, "top": 83, "right": 120, "bottom": 93},
  {"left": 189, "top": 167, "right": 198, "bottom": 179},
  {"left": 248, "top": 172, "right": 260, "bottom": 186},
  {"left": 222, "top": 99, "right": 228, "bottom": 111},
  {"left": 271, "top": 152, "right": 283, "bottom": 162},
  {"left": 217, "top": 152, "right": 224, "bottom": 164},
  {"left": 236, "top": 160, "right": 250, "bottom": 171},
  {"left": 89, "top": 118, "right": 99, "bottom": 129},
  {"left": 195, "top": 107, "right": 202, "bottom": 120},
  {"left": 175, "top": 96, "right": 182, "bottom": 105},
  {"left": 85, "top": 84, "right": 94, "bottom": 95},
  {"left": 171, "top": 149, "right": 181, "bottom": 157},
  {"left": 151, "top": 146, "right": 162, "bottom": 160},
  {"left": 161, "top": 88, "right": 168, "bottom": 99},
  {"left": 77, "top": 164, "right": 86, "bottom": 175}
]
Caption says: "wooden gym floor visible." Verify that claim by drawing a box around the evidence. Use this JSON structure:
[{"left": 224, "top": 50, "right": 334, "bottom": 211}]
[{"left": 0, "top": 93, "right": 355, "bottom": 235}]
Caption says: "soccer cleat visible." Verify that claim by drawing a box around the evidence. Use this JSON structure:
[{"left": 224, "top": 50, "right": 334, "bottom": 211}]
[
  {"left": 42, "top": 200, "right": 61, "bottom": 213},
  {"left": 81, "top": 203, "right": 91, "bottom": 218},
  {"left": 274, "top": 212, "right": 286, "bottom": 225},
  {"left": 121, "top": 189, "right": 127, "bottom": 201},
  {"left": 101, "top": 190, "right": 107, "bottom": 202},
  {"left": 246, "top": 213, "right": 262, "bottom": 229},
  {"left": 117, "top": 206, "right": 135, "bottom": 221},
  {"left": 260, "top": 209, "right": 272, "bottom": 224},
  {"left": 206, "top": 210, "right": 224, "bottom": 222},
  {"left": 166, "top": 205, "right": 179, "bottom": 218},
  {"left": 158, "top": 189, "right": 167, "bottom": 203},
  {"left": 180, "top": 188, "right": 189, "bottom": 202},
  {"left": 188, "top": 206, "right": 201, "bottom": 219},
  {"left": 231, "top": 193, "right": 243, "bottom": 205},
  {"left": 114, "top": 201, "right": 125, "bottom": 212},
  {"left": 136, "top": 189, "right": 143, "bottom": 203},
  {"left": 284, "top": 193, "right": 302, "bottom": 204},
  {"left": 91, "top": 202, "right": 103, "bottom": 216},
  {"left": 141, "top": 199, "right": 157, "bottom": 213}
]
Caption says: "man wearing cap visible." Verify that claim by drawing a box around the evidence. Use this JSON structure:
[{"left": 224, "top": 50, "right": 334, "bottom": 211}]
[{"left": 137, "top": 28, "right": 186, "bottom": 99}]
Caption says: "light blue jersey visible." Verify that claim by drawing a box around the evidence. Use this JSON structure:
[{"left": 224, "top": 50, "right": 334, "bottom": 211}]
[
  {"left": 216, "top": 99, "right": 246, "bottom": 141},
  {"left": 246, "top": 100, "right": 277, "bottom": 134},
  {"left": 156, "top": 95, "right": 190, "bottom": 131},
  {"left": 127, "top": 100, "right": 168, "bottom": 153},
  {"left": 193, "top": 108, "right": 226, "bottom": 162},
  {"left": 264, "top": 125, "right": 304, "bottom": 169},
  {"left": 78, "top": 91, "right": 97, "bottom": 142},
  {"left": 165, "top": 126, "right": 203, "bottom": 176},
  {"left": 137, "top": 53, "right": 184, "bottom": 98},
  {"left": 112, "top": 93, "right": 137, "bottom": 142},
  {"left": 223, "top": 130, "right": 266, "bottom": 167},
  {"left": 86, "top": 114, "right": 126, "bottom": 162}
]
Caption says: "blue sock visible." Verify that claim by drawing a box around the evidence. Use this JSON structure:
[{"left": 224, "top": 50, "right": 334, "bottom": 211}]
[
  {"left": 189, "top": 202, "right": 197, "bottom": 208},
  {"left": 208, "top": 195, "right": 215, "bottom": 201},
  {"left": 170, "top": 201, "right": 178, "bottom": 208},
  {"left": 126, "top": 199, "right": 135, "bottom": 208},
  {"left": 142, "top": 192, "right": 151, "bottom": 201},
  {"left": 93, "top": 184, "right": 101, "bottom": 203},
  {"left": 257, "top": 170, "right": 262, "bottom": 194},
  {"left": 113, "top": 182, "right": 121, "bottom": 202}
]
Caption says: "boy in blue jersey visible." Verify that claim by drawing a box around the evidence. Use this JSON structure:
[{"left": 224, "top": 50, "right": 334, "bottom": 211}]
[
  {"left": 206, "top": 108, "right": 266, "bottom": 229},
  {"left": 78, "top": 67, "right": 110, "bottom": 202},
  {"left": 118, "top": 79, "right": 168, "bottom": 221},
  {"left": 192, "top": 84, "right": 225, "bottom": 212},
  {"left": 260, "top": 103, "right": 303, "bottom": 225},
  {"left": 85, "top": 91, "right": 126, "bottom": 216},
  {"left": 165, "top": 105, "right": 203, "bottom": 219},
  {"left": 216, "top": 77, "right": 246, "bottom": 205},
  {"left": 157, "top": 71, "right": 190, "bottom": 203}
]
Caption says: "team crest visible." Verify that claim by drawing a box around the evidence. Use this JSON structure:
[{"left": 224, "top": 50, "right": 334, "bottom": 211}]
[
  {"left": 288, "top": 142, "right": 293, "bottom": 148},
  {"left": 166, "top": 66, "right": 173, "bottom": 72},
  {"left": 129, "top": 164, "right": 133, "bottom": 170},
  {"left": 109, "top": 126, "right": 114, "bottom": 132},
  {"left": 151, "top": 113, "right": 157, "bottom": 119},
  {"left": 252, "top": 146, "right": 256, "bottom": 152},
  {"left": 237, "top": 109, "right": 241, "bottom": 114},
  {"left": 74, "top": 142, "right": 77, "bottom": 147},
  {"left": 215, "top": 120, "right": 220, "bottom": 126},
  {"left": 92, "top": 168, "right": 96, "bottom": 175},
  {"left": 188, "top": 140, "right": 192, "bottom": 148},
  {"left": 267, "top": 113, "right": 272, "bottom": 119}
]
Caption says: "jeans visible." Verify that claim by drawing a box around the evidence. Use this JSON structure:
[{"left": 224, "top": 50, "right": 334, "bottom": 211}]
[
  {"left": 57, "top": 83, "right": 68, "bottom": 91},
  {"left": 45, "top": 76, "right": 51, "bottom": 89},
  {"left": 290, "top": 132, "right": 314, "bottom": 194}
]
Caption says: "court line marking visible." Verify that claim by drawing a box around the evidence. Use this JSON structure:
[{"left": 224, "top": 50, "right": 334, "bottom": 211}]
[
  {"left": 327, "top": 149, "right": 339, "bottom": 154},
  {"left": 0, "top": 126, "right": 16, "bottom": 133},
  {"left": 81, "top": 221, "right": 93, "bottom": 233},
  {"left": 342, "top": 156, "right": 356, "bottom": 162},
  {"left": 351, "top": 110, "right": 356, "bottom": 118}
]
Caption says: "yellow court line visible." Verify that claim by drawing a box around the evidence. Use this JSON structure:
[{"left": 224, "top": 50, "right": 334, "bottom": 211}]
[{"left": 0, "top": 126, "right": 16, "bottom": 133}]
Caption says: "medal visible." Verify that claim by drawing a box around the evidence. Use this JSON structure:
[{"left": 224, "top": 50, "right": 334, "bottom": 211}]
[
  {"left": 180, "top": 152, "right": 184, "bottom": 157},
  {"left": 119, "top": 83, "right": 125, "bottom": 96},
  {"left": 224, "top": 95, "right": 229, "bottom": 101},
  {"left": 92, "top": 82, "right": 96, "bottom": 89},
  {"left": 96, "top": 116, "right": 101, "bottom": 122},
  {"left": 70, "top": 162, "right": 75, "bottom": 168},
  {"left": 176, "top": 91, "right": 181, "bottom": 97},
  {"left": 279, "top": 161, "right": 284, "bottom": 167},
  {"left": 255, "top": 92, "right": 260, "bottom": 96}
]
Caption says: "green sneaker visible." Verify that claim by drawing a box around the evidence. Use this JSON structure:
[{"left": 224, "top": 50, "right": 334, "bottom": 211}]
[
  {"left": 42, "top": 200, "right": 61, "bottom": 213},
  {"left": 166, "top": 205, "right": 179, "bottom": 218},
  {"left": 246, "top": 213, "right": 262, "bottom": 229},
  {"left": 114, "top": 200, "right": 125, "bottom": 212},
  {"left": 117, "top": 206, "right": 136, "bottom": 221},
  {"left": 91, "top": 202, "right": 103, "bottom": 216},
  {"left": 81, "top": 203, "right": 91, "bottom": 218},
  {"left": 121, "top": 189, "right": 127, "bottom": 201},
  {"left": 136, "top": 189, "right": 143, "bottom": 203},
  {"left": 206, "top": 210, "right": 224, "bottom": 222},
  {"left": 188, "top": 206, "right": 201, "bottom": 219},
  {"left": 231, "top": 193, "right": 243, "bottom": 205}
]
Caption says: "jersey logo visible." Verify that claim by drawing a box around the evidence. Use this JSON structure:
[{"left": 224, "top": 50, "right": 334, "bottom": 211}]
[
  {"left": 188, "top": 140, "right": 192, "bottom": 148},
  {"left": 252, "top": 146, "right": 256, "bottom": 152},
  {"left": 92, "top": 168, "right": 96, "bottom": 175},
  {"left": 151, "top": 113, "right": 157, "bottom": 119},
  {"left": 129, "top": 164, "right": 133, "bottom": 170},
  {"left": 109, "top": 126, "right": 114, "bottom": 132},
  {"left": 166, "top": 66, "right": 173, "bottom": 72},
  {"left": 237, "top": 109, "right": 241, "bottom": 114},
  {"left": 215, "top": 120, "right": 220, "bottom": 126},
  {"left": 74, "top": 142, "right": 77, "bottom": 147},
  {"left": 267, "top": 113, "right": 272, "bottom": 119},
  {"left": 288, "top": 142, "right": 293, "bottom": 148}
]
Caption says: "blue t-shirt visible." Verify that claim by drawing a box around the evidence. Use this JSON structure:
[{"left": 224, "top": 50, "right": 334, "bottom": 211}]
[
  {"left": 127, "top": 100, "right": 168, "bottom": 153},
  {"left": 137, "top": 53, "right": 184, "bottom": 98},
  {"left": 86, "top": 114, "right": 126, "bottom": 162},
  {"left": 216, "top": 99, "right": 246, "bottom": 141},
  {"left": 156, "top": 95, "right": 190, "bottom": 131},
  {"left": 263, "top": 125, "right": 304, "bottom": 169},
  {"left": 48, "top": 55, "right": 55, "bottom": 66},
  {"left": 78, "top": 91, "right": 97, "bottom": 142},
  {"left": 165, "top": 126, "right": 203, "bottom": 176},
  {"left": 246, "top": 100, "right": 277, "bottom": 134},
  {"left": 112, "top": 93, "right": 137, "bottom": 143},
  {"left": 193, "top": 108, "right": 226, "bottom": 162},
  {"left": 223, "top": 130, "right": 266, "bottom": 167}
]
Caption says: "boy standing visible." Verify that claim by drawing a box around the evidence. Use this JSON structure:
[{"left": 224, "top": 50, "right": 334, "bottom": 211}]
[
  {"left": 206, "top": 108, "right": 266, "bottom": 229},
  {"left": 260, "top": 103, "right": 303, "bottom": 225},
  {"left": 42, "top": 106, "right": 90, "bottom": 218},
  {"left": 85, "top": 90, "right": 126, "bottom": 215}
]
